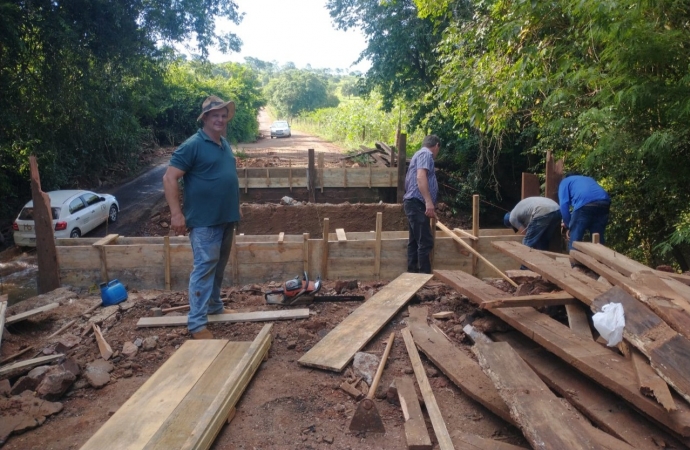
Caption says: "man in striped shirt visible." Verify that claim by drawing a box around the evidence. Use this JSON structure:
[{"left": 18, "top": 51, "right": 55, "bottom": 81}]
[{"left": 403, "top": 135, "right": 441, "bottom": 274}]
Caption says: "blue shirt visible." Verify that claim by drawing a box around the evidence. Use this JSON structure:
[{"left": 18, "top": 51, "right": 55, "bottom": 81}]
[
  {"left": 169, "top": 129, "right": 240, "bottom": 228},
  {"left": 558, "top": 176, "right": 610, "bottom": 226},
  {"left": 403, "top": 147, "right": 438, "bottom": 204}
]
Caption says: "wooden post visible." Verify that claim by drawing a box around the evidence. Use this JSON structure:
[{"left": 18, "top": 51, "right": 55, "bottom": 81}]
[
  {"left": 374, "top": 212, "right": 382, "bottom": 279},
  {"left": 472, "top": 194, "right": 480, "bottom": 276},
  {"left": 430, "top": 217, "right": 437, "bottom": 270},
  {"left": 522, "top": 173, "right": 541, "bottom": 199},
  {"left": 592, "top": 233, "right": 600, "bottom": 244},
  {"left": 288, "top": 159, "right": 292, "bottom": 192},
  {"left": 342, "top": 159, "right": 347, "bottom": 187},
  {"left": 230, "top": 227, "right": 239, "bottom": 285},
  {"left": 545, "top": 151, "right": 562, "bottom": 202},
  {"left": 29, "top": 156, "right": 60, "bottom": 294},
  {"left": 164, "top": 235, "right": 171, "bottom": 290},
  {"left": 244, "top": 168, "right": 248, "bottom": 194},
  {"left": 396, "top": 133, "right": 407, "bottom": 203},
  {"left": 308, "top": 149, "right": 316, "bottom": 203},
  {"left": 321, "top": 218, "right": 329, "bottom": 279},
  {"left": 303, "top": 233, "right": 310, "bottom": 275},
  {"left": 265, "top": 168, "right": 270, "bottom": 187},
  {"left": 318, "top": 153, "right": 324, "bottom": 194}
]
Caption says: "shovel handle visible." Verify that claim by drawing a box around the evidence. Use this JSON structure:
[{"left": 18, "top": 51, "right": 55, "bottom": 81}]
[{"left": 367, "top": 332, "right": 396, "bottom": 400}]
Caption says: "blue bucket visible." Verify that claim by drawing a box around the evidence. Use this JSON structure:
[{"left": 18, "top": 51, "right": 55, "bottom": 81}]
[{"left": 100, "top": 279, "right": 128, "bottom": 306}]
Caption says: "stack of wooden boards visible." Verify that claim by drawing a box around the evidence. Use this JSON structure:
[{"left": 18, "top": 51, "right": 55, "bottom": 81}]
[
  {"left": 429, "top": 240, "right": 690, "bottom": 449},
  {"left": 79, "top": 324, "right": 272, "bottom": 450}
]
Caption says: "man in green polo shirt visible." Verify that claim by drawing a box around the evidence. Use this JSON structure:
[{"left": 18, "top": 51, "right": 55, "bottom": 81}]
[{"left": 162, "top": 95, "right": 240, "bottom": 339}]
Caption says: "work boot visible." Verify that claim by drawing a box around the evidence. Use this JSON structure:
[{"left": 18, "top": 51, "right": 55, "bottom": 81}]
[{"left": 191, "top": 328, "right": 214, "bottom": 339}]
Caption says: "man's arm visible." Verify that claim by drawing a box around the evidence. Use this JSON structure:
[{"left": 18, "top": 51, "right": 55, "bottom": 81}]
[
  {"left": 416, "top": 169, "right": 436, "bottom": 218},
  {"left": 163, "top": 166, "right": 187, "bottom": 235},
  {"left": 558, "top": 181, "right": 571, "bottom": 227}
]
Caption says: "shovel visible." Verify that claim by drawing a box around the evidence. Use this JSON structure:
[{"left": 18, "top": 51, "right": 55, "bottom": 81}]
[{"left": 349, "top": 331, "right": 396, "bottom": 433}]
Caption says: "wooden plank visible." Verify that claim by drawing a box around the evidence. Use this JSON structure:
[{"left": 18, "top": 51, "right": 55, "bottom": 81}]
[
  {"left": 29, "top": 156, "right": 61, "bottom": 293},
  {"left": 480, "top": 292, "right": 576, "bottom": 310},
  {"left": 318, "top": 152, "right": 324, "bottom": 193},
  {"left": 93, "top": 324, "right": 114, "bottom": 360},
  {"left": 453, "top": 432, "right": 525, "bottom": 450},
  {"left": 434, "top": 269, "right": 690, "bottom": 437},
  {"left": 396, "top": 377, "right": 432, "bottom": 450},
  {"left": 565, "top": 303, "right": 594, "bottom": 340},
  {"left": 407, "top": 307, "right": 514, "bottom": 423},
  {"left": 0, "top": 354, "right": 64, "bottom": 378},
  {"left": 473, "top": 340, "right": 596, "bottom": 450},
  {"left": 277, "top": 232, "right": 284, "bottom": 244},
  {"left": 0, "top": 299, "right": 6, "bottom": 349},
  {"left": 145, "top": 324, "right": 272, "bottom": 450},
  {"left": 374, "top": 212, "right": 382, "bottom": 279},
  {"left": 137, "top": 309, "right": 309, "bottom": 328},
  {"left": 495, "top": 332, "right": 687, "bottom": 450},
  {"left": 631, "top": 348, "right": 676, "bottom": 412},
  {"left": 6, "top": 302, "right": 59, "bottom": 325},
  {"left": 164, "top": 235, "right": 171, "bottom": 290},
  {"left": 592, "top": 286, "right": 690, "bottom": 406},
  {"left": 321, "top": 218, "right": 329, "bottom": 279},
  {"left": 93, "top": 234, "right": 119, "bottom": 247},
  {"left": 521, "top": 173, "right": 540, "bottom": 199},
  {"left": 298, "top": 273, "right": 432, "bottom": 371},
  {"left": 436, "top": 221, "right": 517, "bottom": 287},
  {"left": 80, "top": 340, "right": 227, "bottom": 450},
  {"left": 453, "top": 228, "right": 478, "bottom": 241},
  {"left": 401, "top": 328, "right": 454, "bottom": 450},
  {"left": 570, "top": 251, "right": 690, "bottom": 339},
  {"left": 336, "top": 228, "right": 347, "bottom": 242},
  {"left": 302, "top": 232, "right": 309, "bottom": 274}
]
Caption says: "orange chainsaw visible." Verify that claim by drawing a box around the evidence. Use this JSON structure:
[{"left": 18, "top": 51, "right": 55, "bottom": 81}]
[{"left": 265, "top": 272, "right": 365, "bottom": 306}]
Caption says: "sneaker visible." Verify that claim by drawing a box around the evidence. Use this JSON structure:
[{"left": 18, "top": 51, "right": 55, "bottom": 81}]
[{"left": 191, "top": 328, "right": 214, "bottom": 339}]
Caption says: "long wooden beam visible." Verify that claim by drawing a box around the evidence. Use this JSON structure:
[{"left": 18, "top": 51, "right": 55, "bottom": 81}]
[
  {"left": 298, "top": 273, "right": 432, "bottom": 371},
  {"left": 480, "top": 292, "right": 576, "bottom": 309},
  {"left": 434, "top": 269, "right": 690, "bottom": 438},
  {"left": 136, "top": 309, "right": 309, "bottom": 328},
  {"left": 6, "top": 302, "right": 59, "bottom": 325}
]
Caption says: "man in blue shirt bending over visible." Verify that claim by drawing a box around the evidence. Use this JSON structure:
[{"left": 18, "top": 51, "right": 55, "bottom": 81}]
[
  {"left": 403, "top": 135, "right": 441, "bottom": 274},
  {"left": 558, "top": 174, "right": 611, "bottom": 252}
]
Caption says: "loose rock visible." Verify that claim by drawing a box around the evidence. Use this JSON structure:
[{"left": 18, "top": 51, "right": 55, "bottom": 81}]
[
  {"left": 36, "top": 366, "right": 76, "bottom": 400},
  {"left": 353, "top": 352, "right": 379, "bottom": 385}
]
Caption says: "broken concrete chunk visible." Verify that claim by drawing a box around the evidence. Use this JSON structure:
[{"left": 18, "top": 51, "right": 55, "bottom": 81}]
[
  {"left": 36, "top": 366, "right": 76, "bottom": 400},
  {"left": 142, "top": 336, "right": 158, "bottom": 351},
  {"left": 10, "top": 366, "right": 51, "bottom": 395},
  {"left": 353, "top": 352, "right": 379, "bottom": 386},
  {"left": 87, "top": 359, "right": 114, "bottom": 374},
  {"left": 0, "top": 391, "right": 63, "bottom": 445},
  {"left": 121, "top": 342, "right": 138, "bottom": 358},
  {"left": 59, "top": 357, "right": 81, "bottom": 378},
  {"left": 57, "top": 333, "right": 81, "bottom": 349},
  {"left": 84, "top": 370, "right": 110, "bottom": 389}
]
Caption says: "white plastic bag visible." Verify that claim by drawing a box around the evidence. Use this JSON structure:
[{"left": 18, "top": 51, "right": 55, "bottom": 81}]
[{"left": 592, "top": 302, "right": 625, "bottom": 346}]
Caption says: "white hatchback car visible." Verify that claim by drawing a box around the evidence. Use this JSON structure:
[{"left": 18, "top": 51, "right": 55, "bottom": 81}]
[
  {"left": 270, "top": 120, "right": 291, "bottom": 138},
  {"left": 12, "top": 190, "right": 119, "bottom": 247}
]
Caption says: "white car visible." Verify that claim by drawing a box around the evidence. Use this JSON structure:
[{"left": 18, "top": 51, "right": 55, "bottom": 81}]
[
  {"left": 270, "top": 120, "right": 291, "bottom": 138},
  {"left": 12, "top": 190, "right": 119, "bottom": 247}
]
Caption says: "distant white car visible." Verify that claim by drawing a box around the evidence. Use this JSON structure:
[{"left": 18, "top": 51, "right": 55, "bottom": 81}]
[
  {"left": 270, "top": 120, "right": 291, "bottom": 138},
  {"left": 12, "top": 190, "right": 119, "bottom": 247}
]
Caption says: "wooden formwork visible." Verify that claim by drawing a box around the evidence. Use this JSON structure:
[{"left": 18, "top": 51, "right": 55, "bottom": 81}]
[{"left": 56, "top": 217, "right": 522, "bottom": 291}]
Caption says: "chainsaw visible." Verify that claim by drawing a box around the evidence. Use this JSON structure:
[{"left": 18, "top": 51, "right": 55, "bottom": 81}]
[{"left": 265, "top": 272, "right": 365, "bottom": 306}]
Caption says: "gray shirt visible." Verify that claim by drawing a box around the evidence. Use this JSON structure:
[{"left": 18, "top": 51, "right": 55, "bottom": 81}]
[{"left": 509, "top": 197, "right": 560, "bottom": 231}]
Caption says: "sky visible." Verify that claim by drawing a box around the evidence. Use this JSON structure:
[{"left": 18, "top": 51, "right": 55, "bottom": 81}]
[{"left": 202, "top": 0, "right": 371, "bottom": 72}]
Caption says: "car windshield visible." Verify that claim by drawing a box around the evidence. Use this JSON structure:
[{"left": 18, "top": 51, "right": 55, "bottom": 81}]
[
  {"left": 18, "top": 207, "right": 61, "bottom": 220},
  {"left": 272, "top": 121, "right": 288, "bottom": 127}
]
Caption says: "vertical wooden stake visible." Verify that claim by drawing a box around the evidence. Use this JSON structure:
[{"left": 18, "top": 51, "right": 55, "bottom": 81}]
[
  {"left": 230, "top": 227, "right": 239, "bottom": 285},
  {"left": 164, "top": 235, "right": 171, "bottom": 290},
  {"left": 303, "top": 233, "right": 310, "bottom": 276},
  {"left": 368, "top": 164, "right": 372, "bottom": 189},
  {"left": 29, "top": 156, "right": 60, "bottom": 293},
  {"left": 342, "top": 159, "right": 347, "bottom": 187},
  {"left": 396, "top": 133, "right": 407, "bottom": 203},
  {"left": 374, "top": 212, "right": 382, "bottom": 279},
  {"left": 592, "top": 233, "right": 600, "bottom": 244},
  {"left": 472, "top": 194, "right": 480, "bottom": 277},
  {"left": 430, "top": 217, "right": 437, "bottom": 270},
  {"left": 98, "top": 246, "right": 109, "bottom": 283},
  {"left": 308, "top": 149, "right": 316, "bottom": 203},
  {"left": 244, "top": 168, "right": 248, "bottom": 194},
  {"left": 288, "top": 159, "right": 292, "bottom": 192},
  {"left": 321, "top": 218, "right": 329, "bottom": 279},
  {"left": 0, "top": 299, "right": 7, "bottom": 350},
  {"left": 265, "top": 167, "right": 270, "bottom": 187},
  {"left": 318, "top": 153, "right": 324, "bottom": 193}
]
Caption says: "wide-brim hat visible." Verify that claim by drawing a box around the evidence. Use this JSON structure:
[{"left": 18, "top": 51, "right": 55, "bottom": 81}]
[{"left": 197, "top": 95, "right": 236, "bottom": 121}]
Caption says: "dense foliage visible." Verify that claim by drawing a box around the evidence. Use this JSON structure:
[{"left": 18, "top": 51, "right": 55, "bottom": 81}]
[
  {"left": 264, "top": 70, "right": 340, "bottom": 119},
  {"left": 327, "top": 0, "right": 690, "bottom": 268},
  {"left": 0, "top": 0, "right": 263, "bottom": 224}
]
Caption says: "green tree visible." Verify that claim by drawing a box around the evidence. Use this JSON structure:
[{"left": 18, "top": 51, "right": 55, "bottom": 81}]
[{"left": 264, "top": 70, "right": 339, "bottom": 119}]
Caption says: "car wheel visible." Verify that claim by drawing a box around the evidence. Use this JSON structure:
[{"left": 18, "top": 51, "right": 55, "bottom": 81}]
[
  {"left": 108, "top": 205, "right": 118, "bottom": 223},
  {"left": 70, "top": 229, "right": 81, "bottom": 238}
]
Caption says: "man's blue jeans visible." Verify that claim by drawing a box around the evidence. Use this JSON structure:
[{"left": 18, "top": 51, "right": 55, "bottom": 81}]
[
  {"left": 404, "top": 198, "right": 433, "bottom": 274},
  {"left": 523, "top": 210, "right": 562, "bottom": 251},
  {"left": 188, "top": 222, "right": 235, "bottom": 333},
  {"left": 568, "top": 202, "right": 610, "bottom": 251}
]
